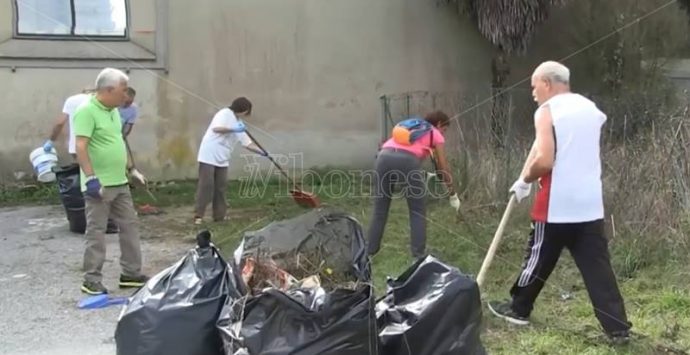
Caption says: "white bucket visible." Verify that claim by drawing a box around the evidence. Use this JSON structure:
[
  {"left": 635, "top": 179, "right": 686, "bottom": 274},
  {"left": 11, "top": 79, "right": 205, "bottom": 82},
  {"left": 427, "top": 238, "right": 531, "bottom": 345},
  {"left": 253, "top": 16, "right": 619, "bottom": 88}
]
[{"left": 29, "top": 147, "right": 59, "bottom": 183}]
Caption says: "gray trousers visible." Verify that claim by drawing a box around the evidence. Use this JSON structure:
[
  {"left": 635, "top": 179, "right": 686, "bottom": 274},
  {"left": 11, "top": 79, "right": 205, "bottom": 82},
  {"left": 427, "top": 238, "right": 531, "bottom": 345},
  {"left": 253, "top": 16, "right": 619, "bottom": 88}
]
[
  {"left": 367, "top": 149, "right": 427, "bottom": 258},
  {"left": 194, "top": 162, "right": 228, "bottom": 221},
  {"left": 71, "top": 153, "right": 118, "bottom": 232},
  {"left": 84, "top": 185, "right": 142, "bottom": 283}
]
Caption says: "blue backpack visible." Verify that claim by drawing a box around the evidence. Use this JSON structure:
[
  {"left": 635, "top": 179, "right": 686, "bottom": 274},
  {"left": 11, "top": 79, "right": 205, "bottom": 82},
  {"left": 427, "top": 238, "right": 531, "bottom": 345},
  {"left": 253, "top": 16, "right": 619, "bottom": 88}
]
[{"left": 391, "top": 117, "right": 433, "bottom": 145}]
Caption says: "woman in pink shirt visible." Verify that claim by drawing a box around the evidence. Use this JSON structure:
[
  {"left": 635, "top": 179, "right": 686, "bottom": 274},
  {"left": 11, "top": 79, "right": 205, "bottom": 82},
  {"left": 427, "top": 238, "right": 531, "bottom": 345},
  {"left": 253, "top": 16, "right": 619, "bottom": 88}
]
[{"left": 367, "top": 110, "right": 460, "bottom": 259}]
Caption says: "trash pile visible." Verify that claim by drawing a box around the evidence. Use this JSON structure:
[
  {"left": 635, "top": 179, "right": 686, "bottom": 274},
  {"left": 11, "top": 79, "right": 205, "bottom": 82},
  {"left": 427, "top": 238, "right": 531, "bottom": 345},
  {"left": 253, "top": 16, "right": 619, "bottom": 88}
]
[
  {"left": 219, "top": 208, "right": 377, "bottom": 355},
  {"left": 236, "top": 209, "right": 369, "bottom": 294},
  {"left": 114, "top": 207, "right": 486, "bottom": 355}
]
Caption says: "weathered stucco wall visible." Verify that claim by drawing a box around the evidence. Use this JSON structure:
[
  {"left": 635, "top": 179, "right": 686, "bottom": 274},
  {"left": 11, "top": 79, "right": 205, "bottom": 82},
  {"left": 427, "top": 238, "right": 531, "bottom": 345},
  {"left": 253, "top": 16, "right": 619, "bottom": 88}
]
[{"left": 0, "top": 0, "right": 493, "bottom": 182}]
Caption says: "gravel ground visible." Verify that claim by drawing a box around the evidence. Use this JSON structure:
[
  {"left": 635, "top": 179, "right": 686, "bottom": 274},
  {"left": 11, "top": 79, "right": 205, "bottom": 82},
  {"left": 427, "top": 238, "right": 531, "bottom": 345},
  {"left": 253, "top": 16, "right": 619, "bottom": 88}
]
[{"left": 0, "top": 205, "right": 191, "bottom": 355}]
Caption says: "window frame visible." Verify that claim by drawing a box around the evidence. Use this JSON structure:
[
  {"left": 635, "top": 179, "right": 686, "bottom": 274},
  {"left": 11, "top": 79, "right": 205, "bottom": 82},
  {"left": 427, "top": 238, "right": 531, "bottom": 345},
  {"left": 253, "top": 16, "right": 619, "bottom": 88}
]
[
  {"left": 0, "top": 0, "right": 168, "bottom": 71},
  {"left": 12, "top": 0, "right": 130, "bottom": 41}
]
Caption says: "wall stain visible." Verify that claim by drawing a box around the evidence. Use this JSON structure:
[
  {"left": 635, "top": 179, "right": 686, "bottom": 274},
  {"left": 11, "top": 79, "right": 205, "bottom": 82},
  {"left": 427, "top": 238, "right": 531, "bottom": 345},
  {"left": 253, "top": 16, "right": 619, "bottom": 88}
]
[
  {"left": 0, "top": 148, "right": 34, "bottom": 183},
  {"left": 14, "top": 122, "right": 43, "bottom": 142},
  {"left": 154, "top": 77, "right": 196, "bottom": 173},
  {"left": 158, "top": 134, "right": 194, "bottom": 168}
]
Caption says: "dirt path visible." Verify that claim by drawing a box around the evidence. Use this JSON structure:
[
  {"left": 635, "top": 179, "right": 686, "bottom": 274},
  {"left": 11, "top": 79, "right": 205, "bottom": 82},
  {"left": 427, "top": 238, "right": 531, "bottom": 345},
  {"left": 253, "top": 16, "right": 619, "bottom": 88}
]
[{"left": 0, "top": 205, "right": 195, "bottom": 355}]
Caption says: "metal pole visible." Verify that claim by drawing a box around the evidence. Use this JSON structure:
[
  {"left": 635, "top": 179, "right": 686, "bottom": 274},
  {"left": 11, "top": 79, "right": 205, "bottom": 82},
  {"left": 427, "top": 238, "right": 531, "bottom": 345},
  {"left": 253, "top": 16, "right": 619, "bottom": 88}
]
[{"left": 380, "top": 95, "right": 387, "bottom": 143}]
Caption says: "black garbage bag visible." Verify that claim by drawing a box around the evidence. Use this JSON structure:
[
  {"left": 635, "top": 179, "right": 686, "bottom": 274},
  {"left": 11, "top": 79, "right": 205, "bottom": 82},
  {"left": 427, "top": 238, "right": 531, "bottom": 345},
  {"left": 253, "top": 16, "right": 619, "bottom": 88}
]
[
  {"left": 115, "top": 231, "right": 243, "bottom": 355},
  {"left": 376, "top": 255, "right": 486, "bottom": 355},
  {"left": 217, "top": 207, "right": 378, "bottom": 355},
  {"left": 218, "top": 285, "right": 378, "bottom": 355}
]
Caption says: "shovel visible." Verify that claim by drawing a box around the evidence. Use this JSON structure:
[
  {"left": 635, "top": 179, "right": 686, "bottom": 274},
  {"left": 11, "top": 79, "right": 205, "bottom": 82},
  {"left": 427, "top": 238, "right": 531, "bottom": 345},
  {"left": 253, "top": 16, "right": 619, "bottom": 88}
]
[
  {"left": 78, "top": 294, "right": 129, "bottom": 309},
  {"left": 243, "top": 129, "right": 320, "bottom": 208},
  {"left": 476, "top": 194, "right": 517, "bottom": 288}
]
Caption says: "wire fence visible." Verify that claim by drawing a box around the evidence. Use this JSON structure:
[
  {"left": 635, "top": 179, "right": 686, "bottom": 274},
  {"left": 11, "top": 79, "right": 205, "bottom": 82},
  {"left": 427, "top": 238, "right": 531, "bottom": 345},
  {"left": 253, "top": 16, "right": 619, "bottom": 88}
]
[
  {"left": 380, "top": 88, "right": 537, "bottom": 200},
  {"left": 380, "top": 87, "right": 690, "bottom": 253},
  {"left": 380, "top": 88, "right": 537, "bottom": 147}
]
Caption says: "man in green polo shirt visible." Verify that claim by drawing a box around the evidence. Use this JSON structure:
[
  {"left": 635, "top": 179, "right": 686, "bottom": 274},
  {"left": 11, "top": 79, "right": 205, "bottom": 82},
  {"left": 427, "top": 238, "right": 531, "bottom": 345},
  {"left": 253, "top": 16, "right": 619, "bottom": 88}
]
[{"left": 73, "top": 67, "right": 149, "bottom": 295}]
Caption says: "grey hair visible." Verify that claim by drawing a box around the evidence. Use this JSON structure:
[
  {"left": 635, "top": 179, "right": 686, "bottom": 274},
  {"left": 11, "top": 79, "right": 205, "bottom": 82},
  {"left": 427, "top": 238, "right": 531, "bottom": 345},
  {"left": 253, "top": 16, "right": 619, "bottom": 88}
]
[
  {"left": 95, "top": 67, "right": 129, "bottom": 90},
  {"left": 533, "top": 61, "right": 570, "bottom": 85}
]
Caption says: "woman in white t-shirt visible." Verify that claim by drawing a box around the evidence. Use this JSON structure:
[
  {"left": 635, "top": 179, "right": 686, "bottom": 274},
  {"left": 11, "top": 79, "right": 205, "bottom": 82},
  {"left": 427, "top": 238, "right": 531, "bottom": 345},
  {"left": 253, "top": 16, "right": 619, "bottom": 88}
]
[{"left": 194, "top": 97, "right": 266, "bottom": 224}]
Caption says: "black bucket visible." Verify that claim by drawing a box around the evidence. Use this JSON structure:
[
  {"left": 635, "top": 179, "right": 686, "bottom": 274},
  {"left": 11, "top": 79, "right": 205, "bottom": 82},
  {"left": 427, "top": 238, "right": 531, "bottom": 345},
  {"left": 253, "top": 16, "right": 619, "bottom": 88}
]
[
  {"left": 53, "top": 164, "right": 119, "bottom": 235},
  {"left": 66, "top": 207, "right": 87, "bottom": 234},
  {"left": 54, "top": 163, "right": 82, "bottom": 209},
  {"left": 65, "top": 207, "right": 118, "bottom": 234}
]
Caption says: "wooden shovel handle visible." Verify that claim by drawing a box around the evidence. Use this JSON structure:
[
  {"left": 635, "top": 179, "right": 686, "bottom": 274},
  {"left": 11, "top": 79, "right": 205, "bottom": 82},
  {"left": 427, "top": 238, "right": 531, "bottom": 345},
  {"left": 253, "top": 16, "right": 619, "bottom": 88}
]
[{"left": 476, "top": 194, "right": 517, "bottom": 288}]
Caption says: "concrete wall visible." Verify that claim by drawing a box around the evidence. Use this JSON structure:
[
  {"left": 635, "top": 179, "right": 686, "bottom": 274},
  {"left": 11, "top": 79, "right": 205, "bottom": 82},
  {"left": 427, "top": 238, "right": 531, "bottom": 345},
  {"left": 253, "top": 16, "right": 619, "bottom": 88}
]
[{"left": 0, "top": 0, "right": 493, "bottom": 182}]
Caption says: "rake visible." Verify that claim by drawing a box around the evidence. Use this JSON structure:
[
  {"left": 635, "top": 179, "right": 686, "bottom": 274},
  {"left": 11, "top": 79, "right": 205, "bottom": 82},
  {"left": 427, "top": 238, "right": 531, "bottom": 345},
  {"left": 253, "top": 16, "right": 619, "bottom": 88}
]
[{"left": 243, "top": 129, "right": 320, "bottom": 208}]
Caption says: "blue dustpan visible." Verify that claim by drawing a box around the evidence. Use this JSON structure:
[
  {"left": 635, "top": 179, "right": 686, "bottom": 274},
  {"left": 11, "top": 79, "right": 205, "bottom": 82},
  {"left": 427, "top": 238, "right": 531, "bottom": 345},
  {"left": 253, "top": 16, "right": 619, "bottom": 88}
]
[{"left": 78, "top": 294, "right": 129, "bottom": 309}]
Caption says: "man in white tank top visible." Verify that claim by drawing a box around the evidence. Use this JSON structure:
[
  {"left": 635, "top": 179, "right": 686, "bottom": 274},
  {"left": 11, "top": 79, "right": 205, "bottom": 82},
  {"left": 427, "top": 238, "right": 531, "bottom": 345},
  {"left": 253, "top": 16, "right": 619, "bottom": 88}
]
[{"left": 487, "top": 61, "right": 632, "bottom": 344}]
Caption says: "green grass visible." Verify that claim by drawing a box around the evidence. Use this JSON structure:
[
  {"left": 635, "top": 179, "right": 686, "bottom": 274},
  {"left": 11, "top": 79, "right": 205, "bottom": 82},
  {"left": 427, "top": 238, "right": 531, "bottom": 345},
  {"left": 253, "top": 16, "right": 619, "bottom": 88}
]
[
  {"left": 3, "top": 178, "right": 689, "bottom": 354},
  {"left": 0, "top": 183, "right": 59, "bottom": 207}
]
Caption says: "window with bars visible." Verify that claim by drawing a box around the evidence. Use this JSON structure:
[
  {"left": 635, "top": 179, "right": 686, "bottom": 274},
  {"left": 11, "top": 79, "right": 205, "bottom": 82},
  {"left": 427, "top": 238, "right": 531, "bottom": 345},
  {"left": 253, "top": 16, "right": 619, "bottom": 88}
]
[{"left": 14, "top": 0, "right": 128, "bottom": 39}]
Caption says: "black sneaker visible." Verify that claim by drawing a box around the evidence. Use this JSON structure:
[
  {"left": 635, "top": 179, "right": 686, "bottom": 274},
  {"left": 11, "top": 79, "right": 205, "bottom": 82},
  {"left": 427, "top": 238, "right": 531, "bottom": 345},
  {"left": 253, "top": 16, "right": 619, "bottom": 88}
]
[
  {"left": 607, "top": 330, "right": 631, "bottom": 345},
  {"left": 119, "top": 274, "right": 150, "bottom": 288},
  {"left": 81, "top": 281, "right": 109, "bottom": 295},
  {"left": 488, "top": 300, "right": 530, "bottom": 326}
]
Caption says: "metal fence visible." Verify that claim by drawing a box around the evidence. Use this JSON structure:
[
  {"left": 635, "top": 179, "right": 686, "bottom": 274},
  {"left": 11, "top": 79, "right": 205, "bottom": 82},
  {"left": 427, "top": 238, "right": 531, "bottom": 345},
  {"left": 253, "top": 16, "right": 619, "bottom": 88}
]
[
  {"left": 378, "top": 88, "right": 539, "bottom": 203},
  {"left": 379, "top": 88, "right": 537, "bottom": 151},
  {"left": 379, "top": 87, "right": 690, "bottom": 216}
]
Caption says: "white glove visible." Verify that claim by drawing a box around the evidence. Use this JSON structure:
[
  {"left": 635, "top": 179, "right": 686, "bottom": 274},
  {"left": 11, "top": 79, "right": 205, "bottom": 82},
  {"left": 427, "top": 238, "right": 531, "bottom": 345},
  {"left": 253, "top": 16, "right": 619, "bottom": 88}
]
[
  {"left": 426, "top": 172, "right": 437, "bottom": 182},
  {"left": 510, "top": 178, "right": 531, "bottom": 202},
  {"left": 129, "top": 168, "right": 147, "bottom": 185},
  {"left": 449, "top": 193, "right": 460, "bottom": 212}
]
